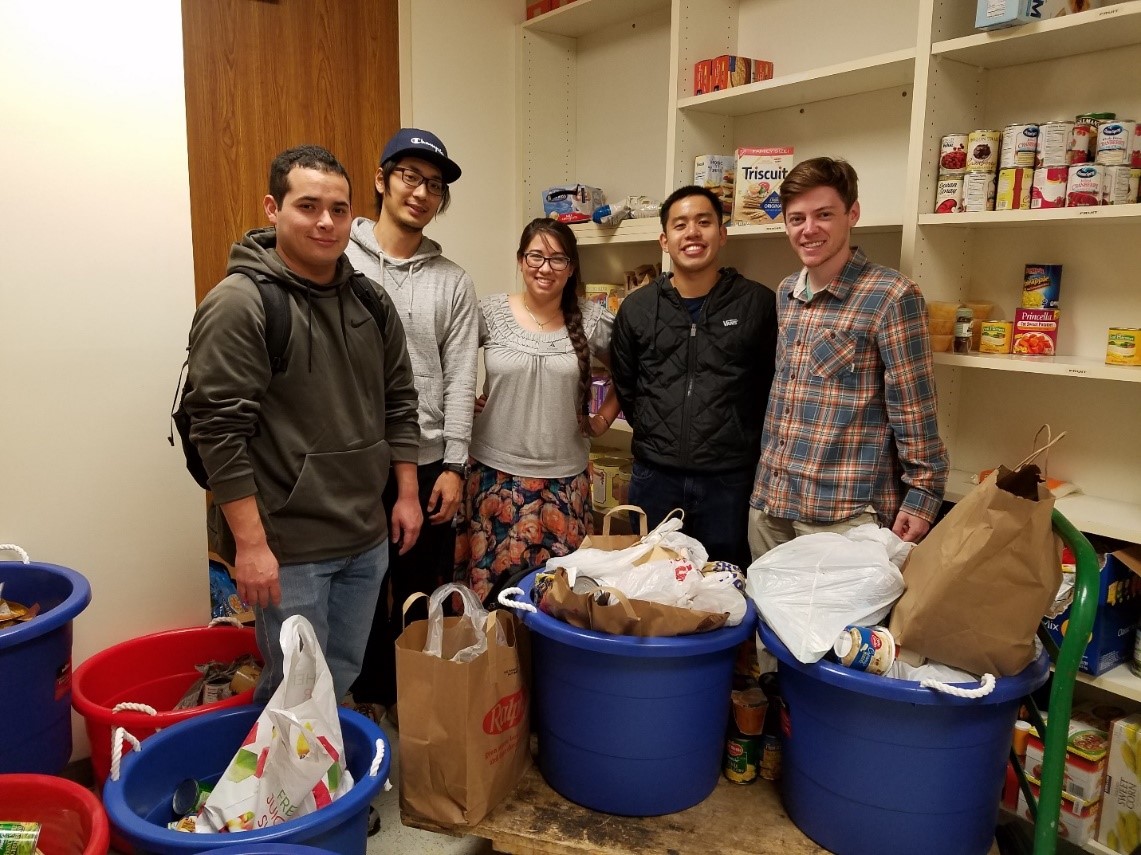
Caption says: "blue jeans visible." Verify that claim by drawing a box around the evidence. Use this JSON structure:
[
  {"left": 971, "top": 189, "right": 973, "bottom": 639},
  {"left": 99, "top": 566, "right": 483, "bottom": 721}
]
[
  {"left": 628, "top": 460, "right": 754, "bottom": 570},
  {"left": 253, "top": 542, "right": 389, "bottom": 704}
]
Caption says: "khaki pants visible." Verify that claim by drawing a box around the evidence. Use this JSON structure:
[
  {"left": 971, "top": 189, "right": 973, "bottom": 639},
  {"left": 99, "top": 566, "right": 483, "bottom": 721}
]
[{"left": 748, "top": 506, "right": 879, "bottom": 562}]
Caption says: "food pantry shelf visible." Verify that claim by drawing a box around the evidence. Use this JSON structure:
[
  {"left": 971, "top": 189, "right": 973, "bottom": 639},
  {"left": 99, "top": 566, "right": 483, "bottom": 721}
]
[
  {"left": 677, "top": 49, "right": 916, "bottom": 116},
  {"left": 522, "top": 0, "right": 669, "bottom": 37},
  {"left": 570, "top": 218, "right": 662, "bottom": 246},
  {"left": 727, "top": 213, "right": 903, "bottom": 240},
  {"left": 933, "top": 352, "right": 1141, "bottom": 383},
  {"left": 1085, "top": 839, "right": 1116, "bottom": 855},
  {"left": 918, "top": 205, "right": 1141, "bottom": 229},
  {"left": 1074, "top": 662, "right": 1141, "bottom": 707},
  {"left": 943, "top": 470, "right": 1141, "bottom": 543},
  {"left": 932, "top": 1, "right": 1141, "bottom": 70}
]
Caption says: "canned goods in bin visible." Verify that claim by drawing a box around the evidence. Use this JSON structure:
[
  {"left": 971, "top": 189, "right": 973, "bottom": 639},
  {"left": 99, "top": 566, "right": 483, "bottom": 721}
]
[
  {"left": 939, "top": 134, "right": 968, "bottom": 175},
  {"left": 1000, "top": 123, "right": 1039, "bottom": 169},
  {"left": 1031, "top": 166, "right": 1068, "bottom": 209},
  {"left": 934, "top": 175, "right": 963, "bottom": 214},
  {"left": 1096, "top": 120, "right": 1136, "bottom": 165},
  {"left": 1066, "top": 163, "right": 1104, "bottom": 207},
  {"left": 966, "top": 129, "right": 1001, "bottom": 172},
  {"left": 963, "top": 171, "right": 996, "bottom": 212},
  {"left": 1036, "top": 121, "right": 1074, "bottom": 168},
  {"left": 834, "top": 625, "right": 896, "bottom": 675},
  {"left": 996, "top": 168, "right": 1033, "bottom": 210}
]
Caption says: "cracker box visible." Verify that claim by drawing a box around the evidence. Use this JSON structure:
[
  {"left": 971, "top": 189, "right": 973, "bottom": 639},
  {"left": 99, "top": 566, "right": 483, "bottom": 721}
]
[
  {"left": 693, "top": 59, "right": 713, "bottom": 95},
  {"left": 1022, "top": 263, "right": 1063, "bottom": 309},
  {"left": 1018, "top": 784, "right": 1101, "bottom": 846},
  {"left": 753, "top": 59, "right": 774, "bottom": 82},
  {"left": 525, "top": 0, "right": 551, "bottom": 19},
  {"left": 732, "top": 147, "right": 795, "bottom": 225},
  {"left": 694, "top": 154, "right": 736, "bottom": 218},
  {"left": 1043, "top": 547, "right": 1141, "bottom": 676},
  {"left": 1101, "top": 714, "right": 1141, "bottom": 853},
  {"left": 1012, "top": 307, "right": 1060, "bottom": 356},
  {"left": 710, "top": 55, "right": 751, "bottom": 91}
]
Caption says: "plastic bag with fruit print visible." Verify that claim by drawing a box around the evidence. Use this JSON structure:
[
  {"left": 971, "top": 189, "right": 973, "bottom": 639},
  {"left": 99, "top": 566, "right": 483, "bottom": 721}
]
[{"left": 196, "top": 615, "right": 352, "bottom": 832}]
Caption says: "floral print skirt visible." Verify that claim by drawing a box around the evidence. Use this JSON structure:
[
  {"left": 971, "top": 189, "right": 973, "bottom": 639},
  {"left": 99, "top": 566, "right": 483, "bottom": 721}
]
[{"left": 454, "top": 461, "right": 592, "bottom": 604}]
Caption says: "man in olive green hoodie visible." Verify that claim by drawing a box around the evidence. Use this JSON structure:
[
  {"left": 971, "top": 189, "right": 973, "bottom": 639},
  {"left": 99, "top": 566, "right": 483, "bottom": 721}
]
[{"left": 185, "top": 145, "right": 421, "bottom": 703}]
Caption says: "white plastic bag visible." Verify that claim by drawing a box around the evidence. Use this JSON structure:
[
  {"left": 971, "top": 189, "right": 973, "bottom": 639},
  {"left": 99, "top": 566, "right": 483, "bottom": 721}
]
[
  {"left": 423, "top": 583, "right": 502, "bottom": 663},
  {"left": 746, "top": 525, "right": 910, "bottom": 664},
  {"left": 546, "top": 514, "right": 747, "bottom": 625},
  {"left": 197, "top": 615, "right": 352, "bottom": 832}
]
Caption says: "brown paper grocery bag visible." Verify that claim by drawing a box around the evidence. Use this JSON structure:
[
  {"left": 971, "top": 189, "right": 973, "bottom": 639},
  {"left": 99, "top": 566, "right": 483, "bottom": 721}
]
[
  {"left": 395, "top": 605, "right": 530, "bottom": 828},
  {"left": 536, "top": 567, "right": 729, "bottom": 637},
  {"left": 888, "top": 464, "right": 1060, "bottom": 676},
  {"left": 581, "top": 504, "right": 648, "bottom": 551}
]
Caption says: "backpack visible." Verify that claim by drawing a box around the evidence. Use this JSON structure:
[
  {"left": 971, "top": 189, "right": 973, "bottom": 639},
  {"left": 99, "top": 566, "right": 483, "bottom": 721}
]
[{"left": 169, "top": 267, "right": 389, "bottom": 489}]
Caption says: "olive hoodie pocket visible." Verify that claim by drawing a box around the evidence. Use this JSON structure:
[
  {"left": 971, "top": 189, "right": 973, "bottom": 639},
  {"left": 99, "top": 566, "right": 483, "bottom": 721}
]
[{"left": 810, "top": 330, "right": 857, "bottom": 386}]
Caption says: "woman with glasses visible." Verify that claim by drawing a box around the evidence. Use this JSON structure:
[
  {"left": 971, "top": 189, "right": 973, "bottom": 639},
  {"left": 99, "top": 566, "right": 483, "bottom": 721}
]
[{"left": 456, "top": 217, "right": 620, "bottom": 605}]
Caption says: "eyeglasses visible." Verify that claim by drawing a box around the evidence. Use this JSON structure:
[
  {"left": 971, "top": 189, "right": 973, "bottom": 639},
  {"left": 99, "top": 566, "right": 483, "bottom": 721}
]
[
  {"left": 391, "top": 166, "right": 446, "bottom": 197},
  {"left": 522, "top": 251, "right": 571, "bottom": 272}
]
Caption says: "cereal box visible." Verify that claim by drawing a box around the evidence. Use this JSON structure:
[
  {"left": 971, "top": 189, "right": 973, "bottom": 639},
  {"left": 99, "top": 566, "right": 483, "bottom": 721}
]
[
  {"left": 1099, "top": 713, "right": 1141, "bottom": 853},
  {"left": 710, "top": 55, "right": 751, "bottom": 91},
  {"left": 1022, "top": 263, "right": 1063, "bottom": 308},
  {"left": 732, "top": 147, "right": 795, "bottom": 225},
  {"left": 694, "top": 154, "right": 736, "bottom": 218},
  {"left": 1012, "top": 307, "right": 1060, "bottom": 356}
]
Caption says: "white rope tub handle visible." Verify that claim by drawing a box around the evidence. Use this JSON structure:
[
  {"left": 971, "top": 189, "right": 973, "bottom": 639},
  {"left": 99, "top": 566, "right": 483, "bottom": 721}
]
[
  {"left": 370, "top": 737, "right": 393, "bottom": 790},
  {"left": 0, "top": 544, "right": 30, "bottom": 563},
  {"left": 109, "top": 726, "right": 142, "bottom": 782},
  {"left": 920, "top": 673, "right": 996, "bottom": 699},
  {"left": 498, "top": 587, "right": 536, "bottom": 613},
  {"left": 112, "top": 702, "right": 158, "bottom": 716},
  {"left": 208, "top": 615, "right": 245, "bottom": 628}
]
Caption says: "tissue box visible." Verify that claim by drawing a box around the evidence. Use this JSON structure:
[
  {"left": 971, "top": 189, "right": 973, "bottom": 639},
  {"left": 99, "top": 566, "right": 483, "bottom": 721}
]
[
  {"left": 542, "top": 184, "right": 604, "bottom": 223},
  {"left": 975, "top": 0, "right": 1042, "bottom": 30}
]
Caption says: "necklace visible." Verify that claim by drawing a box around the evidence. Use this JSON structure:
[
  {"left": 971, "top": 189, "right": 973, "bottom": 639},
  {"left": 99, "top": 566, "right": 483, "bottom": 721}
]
[{"left": 523, "top": 295, "right": 561, "bottom": 329}]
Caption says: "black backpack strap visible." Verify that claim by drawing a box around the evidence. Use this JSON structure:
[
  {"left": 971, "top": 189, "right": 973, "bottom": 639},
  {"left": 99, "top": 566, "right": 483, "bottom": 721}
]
[
  {"left": 231, "top": 265, "right": 291, "bottom": 374},
  {"left": 349, "top": 273, "right": 389, "bottom": 332}
]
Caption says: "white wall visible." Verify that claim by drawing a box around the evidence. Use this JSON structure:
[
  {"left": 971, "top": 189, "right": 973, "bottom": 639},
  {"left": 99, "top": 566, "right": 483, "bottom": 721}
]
[
  {"left": 0, "top": 3, "right": 206, "bottom": 758},
  {"left": 401, "top": 0, "right": 522, "bottom": 297}
]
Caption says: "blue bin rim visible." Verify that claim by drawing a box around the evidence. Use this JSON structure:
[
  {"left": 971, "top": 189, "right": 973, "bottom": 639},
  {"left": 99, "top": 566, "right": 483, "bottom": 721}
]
[
  {"left": 0, "top": 561, "right": 92, "bottom": 650},
  {"left": 101, "top": 704, "right": 390, "bottom": 849},
  {"left": 199, "top": 846, "right": 335, "bottom": 854},
  {"left": 759, "top": 620, "right": 1050, "bottom": 706},
  {"left": 510, "top": 569, "right": 756, "bottom": 657}
]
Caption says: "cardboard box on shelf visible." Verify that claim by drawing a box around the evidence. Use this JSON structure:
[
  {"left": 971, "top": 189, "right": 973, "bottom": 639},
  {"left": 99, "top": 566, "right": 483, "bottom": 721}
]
[
  {"left": 525, "top": 0, "right": 551, "bottom": 20},
  {"left": 1042, "top": 547, "right": 1141, "bottom": 676},
  {"left": 694, "top": 154, "right": 736, "bottom": 219},
  {"left": 752, "top": 59, "right": 774, "bottom": 82},
  {"left": 1024, "top": 736, "right": 1107, "bottom": 808},
  {"left": 732, "top": 147, "right": 794, "bottom": 226},
  {"left": 1012, "top": 307, "right": 1060, "bottom": 356},
  {"left": 693, "top": 59, "right": 713, "bottom": 95},
  {"left": 1099, "top": 713, "right": 1141, "bottom": 853},
  {"left": 1018, "top": 784, "right": 1101, "bottom": 846},
  {"left": 710, "top": 55, "right": 751, "bottom": 91}
]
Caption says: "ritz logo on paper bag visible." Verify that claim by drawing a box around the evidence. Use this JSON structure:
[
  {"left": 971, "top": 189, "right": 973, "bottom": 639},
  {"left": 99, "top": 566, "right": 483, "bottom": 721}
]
[{"left": 483, "top": 689, "right": 526, "bottom": 735}]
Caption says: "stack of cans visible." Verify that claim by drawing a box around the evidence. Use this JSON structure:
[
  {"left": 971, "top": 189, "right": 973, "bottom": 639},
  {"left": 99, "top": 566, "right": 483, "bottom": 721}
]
[{"left": 933, "top": 114, "right": 1140, "bottom": 213}]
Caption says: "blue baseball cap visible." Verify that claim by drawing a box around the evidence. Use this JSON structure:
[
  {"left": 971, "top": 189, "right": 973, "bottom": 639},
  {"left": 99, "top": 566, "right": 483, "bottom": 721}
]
[{"left": 380, "top": 128, "right": 462, "bottom": 184}]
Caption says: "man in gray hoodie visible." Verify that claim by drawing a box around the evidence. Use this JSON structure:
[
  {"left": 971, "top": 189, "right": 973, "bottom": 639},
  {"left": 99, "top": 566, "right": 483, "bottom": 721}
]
[
  {"left": 185, "top": 145, "right": 422, "bottom": 704},
  {"left": 345, "top": 128, "right": 478, "bottom": 720}
]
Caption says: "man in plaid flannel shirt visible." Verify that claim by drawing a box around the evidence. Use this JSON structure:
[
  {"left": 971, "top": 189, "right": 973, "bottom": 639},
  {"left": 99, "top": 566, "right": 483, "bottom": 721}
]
[{"left": 748, "top": 158, "right": 948, "bottom": 559}]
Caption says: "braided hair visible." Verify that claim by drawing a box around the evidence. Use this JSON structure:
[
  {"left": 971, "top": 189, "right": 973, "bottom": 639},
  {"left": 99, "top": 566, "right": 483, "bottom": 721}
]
[{"left": 516, "top": 218, "right": 592, "bottom": 436}]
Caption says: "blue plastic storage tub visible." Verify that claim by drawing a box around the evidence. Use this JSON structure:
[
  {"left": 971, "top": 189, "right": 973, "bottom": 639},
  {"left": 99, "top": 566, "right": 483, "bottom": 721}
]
[
  {"left": 0, "top": 558, "right": 92, "bottom": 773},
  {"left": 202, "top": 847, "right": 334, "bottom": 854},
  {"left": 101, "top": 705, "right": 388, "bottom": 855},
  {"left": 760, "top": 621, "right": 1050, "bottom": 855},
  {"left": 517, "top": 570, "right": 755, "bottom": 816}
]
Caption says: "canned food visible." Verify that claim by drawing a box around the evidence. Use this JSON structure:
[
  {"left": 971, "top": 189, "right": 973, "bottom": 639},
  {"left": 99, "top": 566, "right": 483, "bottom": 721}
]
[
  {"left": 1134, "top": 123, "right": 1141, "bottom": 167},
  {"left": 1107, "top": 328, "right": 1141, "bottom": 366},
  {"left": 1133, "top": 628, "right": 1141, "bottom": 678},
  {"left": 834, "top": 625, "right": 896, "bottom": 675},
  {"left": 724, "top": 732, "right": 760, "bottom": 783},
  {"left": 1001, "top": 123, "right": 1039, "bottom": 169},
  {"left": 172, "top": 778, "right": 215, "bottom": 817},
  {"left": 939, "top": 133, "right": 969, "bottom": 175},
  {"left": 1036, "top": 121, "right": 1074, "bottom": 168},
  {"left": 590, "top": 456, "right": 626, "bottom": 510},
  {"left": 1031, "top": 166, "right": 1068, "bottom": 209},
  {"left": 1096, "top": 120, "right": 1136, "bottom": 166},
  {"left": 1132, "top": 168, "right": 1141, "bottom": 203},
  {"left": 934, "top": 175, "right": 963, "bottom": 214},
  {"left": 979, "top": 320, "right": 1014, "bottom": 354},
  {"left": 731, "top": 687, "right": 767, "bottom": 735},
  {"left": 0, "top": 822, "right": 41, "bottom": 854},
  {"left": 996, "top": 167, "right": 1033, "bottom": 210},
  {"left": 1070, "top": 117, "right": 1098, "bottom": 165},
  {"left": 760, "top": 732, "right": 782, "bottom": 781},
  {"left": 1066, "top": 163, "right": 1104, "bottom": 207},
  {"left": 1103, "top": 164, "right": 1135, "bottom": 205},
  {"left": 966, "top": 129, "right": 1001, "bottom": 172},
  {"left": 963, "top": 171, "right": 996, "bottom": 212}
]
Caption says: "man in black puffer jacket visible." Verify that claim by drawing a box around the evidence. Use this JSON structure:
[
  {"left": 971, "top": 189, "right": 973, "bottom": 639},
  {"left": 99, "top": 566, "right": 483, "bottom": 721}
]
[{"left": 611, "top": 185, "right": 778, "bottom": 570}]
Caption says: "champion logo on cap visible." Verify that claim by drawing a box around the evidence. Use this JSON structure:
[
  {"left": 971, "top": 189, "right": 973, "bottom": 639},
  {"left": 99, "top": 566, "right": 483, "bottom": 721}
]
[
  {"left": 381, "top": 128, "right": 462, "bottom": 183},
  {"left": 410, "top": 137, "right": 445, "bottom": 156}
]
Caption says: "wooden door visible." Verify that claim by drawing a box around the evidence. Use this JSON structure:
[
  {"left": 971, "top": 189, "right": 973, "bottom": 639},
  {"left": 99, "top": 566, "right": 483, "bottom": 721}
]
[{"left": 181, "top": 0, "right": 400, "bottom": 303}]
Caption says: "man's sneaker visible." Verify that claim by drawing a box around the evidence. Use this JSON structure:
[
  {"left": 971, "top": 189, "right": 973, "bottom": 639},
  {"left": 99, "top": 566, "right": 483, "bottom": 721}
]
[{"left": 367, "top": 805, "right": 381, "bottom": 836}]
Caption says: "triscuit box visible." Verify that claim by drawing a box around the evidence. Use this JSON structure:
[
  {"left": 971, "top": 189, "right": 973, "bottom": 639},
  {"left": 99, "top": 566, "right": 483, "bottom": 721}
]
[
  {"left": 1099, "top": 713, "right": 1141, "bottom": 853},
  {"left": 694, "top": 154, "right": 736, "bottom": 219},
  {"left": 732, "top": 147, "right": 794, "bottom": 225},
  {"left": 1042, "top": 547, "right": 1141, "bottom": 676},
  {"left": 710, "top": 55, "right": 751, "bottom": 91},
  {"left": 1018, "top": 783, "right": 1101, "bottom": 846}
]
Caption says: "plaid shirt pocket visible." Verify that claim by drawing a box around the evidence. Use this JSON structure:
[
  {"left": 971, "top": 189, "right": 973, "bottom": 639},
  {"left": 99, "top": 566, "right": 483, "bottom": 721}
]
[{"left": 810, "top": 329, "right": 857, "bottom": 385}]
